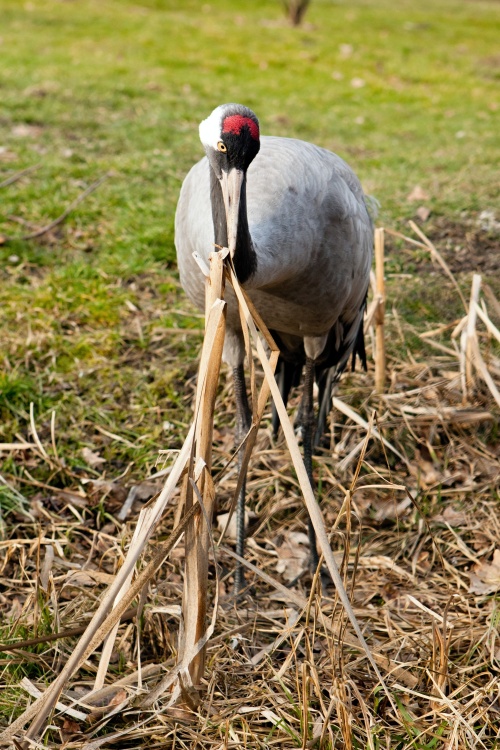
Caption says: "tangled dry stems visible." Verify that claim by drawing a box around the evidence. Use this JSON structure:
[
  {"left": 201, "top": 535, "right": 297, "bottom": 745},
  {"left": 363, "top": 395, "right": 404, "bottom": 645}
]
[{"left": 0, "top": 233, "right": 499, "bottom": 748}]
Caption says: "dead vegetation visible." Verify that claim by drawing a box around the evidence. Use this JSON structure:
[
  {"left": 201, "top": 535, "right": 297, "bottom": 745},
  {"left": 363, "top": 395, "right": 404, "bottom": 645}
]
[{"left": 0, "top": 226, "right": 499, "bottom": 748}]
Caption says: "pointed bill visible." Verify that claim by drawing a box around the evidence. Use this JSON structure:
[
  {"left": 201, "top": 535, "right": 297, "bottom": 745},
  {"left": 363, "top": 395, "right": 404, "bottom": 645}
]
[{"left": 219, "top": 168, "right": 244, "bottom": 257}]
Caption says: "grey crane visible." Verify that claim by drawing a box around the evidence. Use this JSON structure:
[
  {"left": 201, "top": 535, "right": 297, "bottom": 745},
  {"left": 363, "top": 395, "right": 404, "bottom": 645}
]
[{"left": 175, "top": 103, "right": 373, "bottom": 590}]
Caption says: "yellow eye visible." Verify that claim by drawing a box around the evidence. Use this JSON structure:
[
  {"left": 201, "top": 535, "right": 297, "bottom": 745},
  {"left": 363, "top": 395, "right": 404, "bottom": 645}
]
[{"left": 217, "top": 141, "right": 227, "bottom": 153}]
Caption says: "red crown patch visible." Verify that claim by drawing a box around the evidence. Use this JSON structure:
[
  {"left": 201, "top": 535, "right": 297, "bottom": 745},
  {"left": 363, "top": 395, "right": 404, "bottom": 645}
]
[{"left": 222, "top": 115, "right": 259, "bottom": 141}]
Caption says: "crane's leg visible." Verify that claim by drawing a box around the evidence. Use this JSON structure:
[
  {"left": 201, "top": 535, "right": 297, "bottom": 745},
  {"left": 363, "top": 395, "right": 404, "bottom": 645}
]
[
  {"left": 315, "top": 368, "right": 335, "bottom": 447},
  {"left": 232, "top": 363, "right": 252, "bottom": 593},
  {"left": 297, "top": 357, "right": 320, "bottom": 573},
  {"left": 272, "top": 358, "right": 303, "bottom": 437}
]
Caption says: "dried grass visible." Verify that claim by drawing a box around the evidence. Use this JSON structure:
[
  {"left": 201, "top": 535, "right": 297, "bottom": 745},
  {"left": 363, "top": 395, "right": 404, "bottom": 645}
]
[{"left": 0, "top": 226, "right": 499, "bottom": 748}]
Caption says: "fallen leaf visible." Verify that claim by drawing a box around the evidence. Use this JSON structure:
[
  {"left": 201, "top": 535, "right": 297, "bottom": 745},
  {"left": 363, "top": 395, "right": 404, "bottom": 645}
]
[
  {"left": 217, "top": 510, "right": 256, "bottom": 542},
  {"left": 131, "top": 480, "right": 163, "bottom": 501},
  {"left": 86, "top": 687, "right": 128, "bottom": 718},
  {"left": 288, "top": 531, "right": 310, "bottom": 546},
  {"left": 83, "top": 478, "right": 120, "bottom": 492},
  {"left": 59, "top": 490, "right": 87, "bottom": 508},
  {"left": 469, "top": 549, "right": 500, "bottom": 595},
  {"left": 434, "top": 506, "right": 467, "bottom": 526},
  {"left": 61, "top": 718, "right": 81, "bottom": 736},
  {"left": 164, "top": 706, "right": 196, "bottom": 723},
  {"left": 350, "top": 490, "right": 372, "bottom": 514},
  {"left": 373, "top": 495, "right": 412, "bottom": 521},
  {"left": 65, "top": 570, "right": 115, "bottom": 586},
  {"left": 275, "top": 534, "right": 309, "bottom": 582},
  {"left": 100, "top": 522, "right": 116, "bottom": 535},
  {"left": 409, "top": 459, "right": 441, "bottom": 489},
  {"left": 381, "top": 582, "right": 402, "bottom": 601},
  {"left": 407, "top": 185, "right": 429, "bottom": 202},
  {"left": 416, "top": 205, "right": 431, "bottom": 221},
  {"left": 81, "top": 446, "right": 105, "bottom": 468}
]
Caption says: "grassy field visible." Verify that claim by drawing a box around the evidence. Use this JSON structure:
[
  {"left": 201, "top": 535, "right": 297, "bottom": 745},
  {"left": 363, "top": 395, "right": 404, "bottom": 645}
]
[{"left": 1, "top": 0, "right": 499, "bottom": 747}]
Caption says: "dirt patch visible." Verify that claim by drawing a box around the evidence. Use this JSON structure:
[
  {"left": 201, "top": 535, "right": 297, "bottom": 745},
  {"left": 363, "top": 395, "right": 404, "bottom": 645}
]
[
  {"left": 426, "top": 216, "right": 500, "bottom": 274},
  {"left": 389, "top": 215, "right": 500, "bottom": 277}
]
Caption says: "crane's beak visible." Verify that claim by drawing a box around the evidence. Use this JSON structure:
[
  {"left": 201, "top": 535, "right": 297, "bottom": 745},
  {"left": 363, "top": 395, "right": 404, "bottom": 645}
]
[{"left": 219, "top": 168, "right": 244, "bottom": 257}]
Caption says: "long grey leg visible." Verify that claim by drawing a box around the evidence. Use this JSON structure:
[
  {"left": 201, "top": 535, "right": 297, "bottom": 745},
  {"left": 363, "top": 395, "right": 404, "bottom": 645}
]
[
  {"left": 297, "top": 357, "right": 320, "bottom": 573},
  {"left": 232, "top": 363, "right": 251, "bottom": 593}
]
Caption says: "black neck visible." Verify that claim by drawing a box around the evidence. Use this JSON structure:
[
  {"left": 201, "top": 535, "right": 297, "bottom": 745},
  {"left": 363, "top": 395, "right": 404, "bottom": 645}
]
[{"left": 209, "top": 167, "right": 257, "bottom": 284}]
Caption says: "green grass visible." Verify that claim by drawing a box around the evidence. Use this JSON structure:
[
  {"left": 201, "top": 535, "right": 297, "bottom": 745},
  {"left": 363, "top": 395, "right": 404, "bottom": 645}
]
[{"left": 0, "top": 0, "right": 498, "bottom": 495}]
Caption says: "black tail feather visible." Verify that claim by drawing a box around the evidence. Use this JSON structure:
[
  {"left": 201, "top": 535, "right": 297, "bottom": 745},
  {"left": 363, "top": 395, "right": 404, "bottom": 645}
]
[
  {"left": 315, "top": 316, "right": 367, "bottom": 444},
  {"left": 351, "top": 316, "right": 367, "bottom": 372},
  {"left": 271, "top": 308, "right": 367, "bottom": 441}
]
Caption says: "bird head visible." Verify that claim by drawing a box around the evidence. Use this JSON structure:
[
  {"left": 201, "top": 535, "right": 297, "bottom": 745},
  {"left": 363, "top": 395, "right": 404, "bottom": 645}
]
[{"left": 199, "top": 104, "right": 260, "bottom": 256}]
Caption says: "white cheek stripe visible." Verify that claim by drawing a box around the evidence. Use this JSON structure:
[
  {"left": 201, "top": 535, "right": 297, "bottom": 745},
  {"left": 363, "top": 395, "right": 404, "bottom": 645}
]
[{"left": 199, "top": 106, "right": 225, "bottom": 150}]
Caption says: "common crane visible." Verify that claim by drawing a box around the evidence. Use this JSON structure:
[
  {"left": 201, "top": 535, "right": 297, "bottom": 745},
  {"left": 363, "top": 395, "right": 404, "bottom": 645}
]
[{"left": 175, "top": 104, "right": 373, "bottom": 590}]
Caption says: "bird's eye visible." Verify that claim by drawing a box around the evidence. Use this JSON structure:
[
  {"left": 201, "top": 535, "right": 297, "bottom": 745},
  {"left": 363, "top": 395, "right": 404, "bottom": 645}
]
[{"left": 217, "top": 141, "right": 227, "bottom": 153}]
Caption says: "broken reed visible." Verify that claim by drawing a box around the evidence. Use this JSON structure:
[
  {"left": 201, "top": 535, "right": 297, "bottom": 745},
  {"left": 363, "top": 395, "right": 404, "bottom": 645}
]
[{"left": 7, "top": 222, "right": 500, "bottom": 746}]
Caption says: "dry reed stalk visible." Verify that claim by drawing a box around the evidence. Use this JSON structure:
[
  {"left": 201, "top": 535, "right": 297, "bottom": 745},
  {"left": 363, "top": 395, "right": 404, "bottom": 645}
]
[
  {"left": 470, "top": 336, "right": 500, "bottom": 408},
  {"left": 402, "top": 254, "right": 500, "bottom": 410},
  {"left": 2, "top": 261, "right": 229, "bottom": 739},
  {"left": 0, "top": 442, "right": 32, "bottom": 451},
  {"left": 0, "top": 163, "right": 40, "bottom": 189},
  {"left": 2, "top": 173, "right": 111, "bottom": 243},
  {"left": 483, "top": 282, "right": 500, "bottom": 320},
  {"left": 460, "top": 328, "right": 467, "bottom": 402},
  {"left": 451, "top": 314, "right": 468, "bottom": 339},
  {"left": 3, "top": 499, "right": 199, "bottom": 746},
  {"left": 419, "top": 320, "right": 462, "bottom": 339},
  {"left": 0, "top": 608, "right": 138, "bottom": 653},
  {"left": 374, "top": 228, "right": 386, "bottom": 393},
  {"left": 179, "top": 251, "right": 226, "bottom": 688},
  {"left": 140, "top": 479, "right": 222, "bottom": 709},
  {"left": 465, "top": 274, "right": 481, "bottom": 387},
  {"left": 19, "top": 678, "right": 87, "bottom": 722},
  {"left": 474, "top": 301, "right": 500, "bottom": 345},
  {"left": 29, "top": 403, "right": 54, "bottom": 467}
]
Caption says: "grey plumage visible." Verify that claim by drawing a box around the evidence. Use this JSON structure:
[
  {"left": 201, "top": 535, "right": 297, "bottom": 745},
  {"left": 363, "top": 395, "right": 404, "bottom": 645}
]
[
  {"left": 176, "top": 136, "right": 372, "bottom": 369},
  {"left": 175, "top": 106, "right": 373, "bottom": 589}
]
